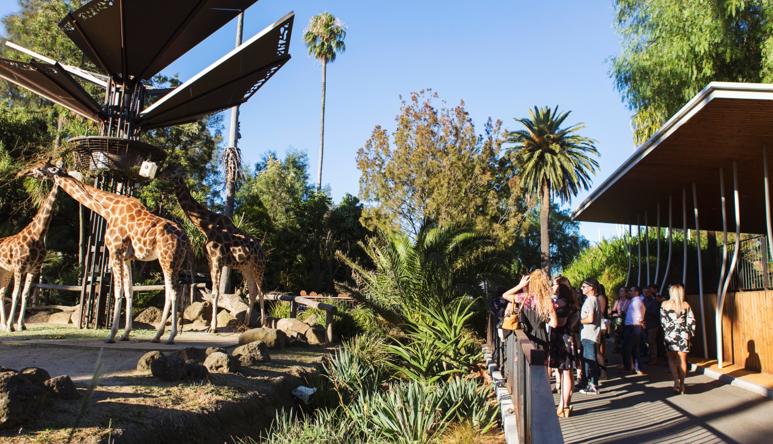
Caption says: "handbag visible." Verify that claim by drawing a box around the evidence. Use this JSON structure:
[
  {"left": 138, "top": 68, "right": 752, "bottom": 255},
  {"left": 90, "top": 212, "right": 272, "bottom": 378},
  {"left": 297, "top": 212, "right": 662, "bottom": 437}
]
[{"left": 502, "top": 313, "right": 519, "bottom": 330}]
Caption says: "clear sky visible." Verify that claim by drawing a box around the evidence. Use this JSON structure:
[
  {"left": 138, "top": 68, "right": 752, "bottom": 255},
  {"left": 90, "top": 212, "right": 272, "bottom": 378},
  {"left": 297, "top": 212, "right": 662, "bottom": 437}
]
[{"left": 0, "top": 1, "right": 637, "bottom": 243}]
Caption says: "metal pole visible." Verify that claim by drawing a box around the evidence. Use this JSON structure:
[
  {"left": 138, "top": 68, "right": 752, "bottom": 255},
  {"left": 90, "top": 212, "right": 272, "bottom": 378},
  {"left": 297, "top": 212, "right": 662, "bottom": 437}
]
[
  {"left": 682, "top": 188, "right": 688, "bottom": 286},
  {"left": 717, "top": 169, "right": 728, "bottom": 300},
  {"left": 637, "top": 216, "right": 642, "bottom": 287},
  {"left": 660, "top": 196, "right": 674, "bottom": 295},
  {"left": 718, "top": 161, "right": 741, "bottom": 369},
  {"left": 645, "top": 212, "right": 650, "bottom": 285},
  {"left": 625, "top": 224, "right": 632, "bottom": 287},
  {"left": 654, "top": 203, "right": 661, "bottom": 286},
  {"left": 764, "top": 146, "right": 773, "bottom": 288},
  {"left": 692, "top": 183, "right": 708, "bottom": 358}
]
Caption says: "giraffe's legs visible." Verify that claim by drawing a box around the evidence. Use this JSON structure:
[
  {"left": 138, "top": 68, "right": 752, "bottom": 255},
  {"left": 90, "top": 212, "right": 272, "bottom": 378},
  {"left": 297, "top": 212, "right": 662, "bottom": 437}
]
[
  {"left": 0, "top": 270, "right": 10, "bottom": 329},
  {"left": 207, "top": 258, "right": 222, "bottom": 333},
  {"left": 106, "top": 257, "right": 125, "bottom": 344},
  {"left": 244, "top": 270, "right": 265, "bottom": 327},
  {"left": 119, "top": 261, "right": 134, "bottom": 341},
  {"left": 5, "top": 270, "right": 23, "bottom": 332},
  {"left": 15, "top": 273, "right": 36, "bottom": 331}
]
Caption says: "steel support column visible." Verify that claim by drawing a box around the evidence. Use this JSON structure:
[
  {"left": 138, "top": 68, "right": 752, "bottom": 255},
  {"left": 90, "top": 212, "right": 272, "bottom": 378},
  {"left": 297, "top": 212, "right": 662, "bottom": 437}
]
[
  {"left": 645, "top": 212, "right": 650, "bottom": 285},
  {"left": 637, "top": 216, "right": 642, "bottom": 287},
  {"left": 692, "top": 182, "right": 708, "bottom": 358},
  {"left": 764, "top": 146, "right": 773, "bottom": 288},
  {"left": 659, "top": 196, "right": 674, "bottom": 295},
  {"left": 718, "top": 161, "right": 741, "bottom": 369},
  {"left": 654, "top": 203, "right": 661, "bottom": 286},
  {"left": 717, "top": 169, "right": 728, "bottom": 302},
  {"left": 624, "top": 224, "right": 632, "bottom": 287},
  {"left": 682, "top": 188, "right": 688, "bottom": 285}
]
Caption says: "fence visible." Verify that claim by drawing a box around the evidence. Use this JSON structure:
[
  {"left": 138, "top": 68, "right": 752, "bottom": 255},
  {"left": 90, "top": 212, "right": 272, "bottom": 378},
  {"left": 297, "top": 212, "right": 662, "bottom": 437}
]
[
  {"left": 489, "top": 314, "right": 563, "bottom": 444},
  {"left": 731, "top": 235, "right": 771, "bottom": 291}
]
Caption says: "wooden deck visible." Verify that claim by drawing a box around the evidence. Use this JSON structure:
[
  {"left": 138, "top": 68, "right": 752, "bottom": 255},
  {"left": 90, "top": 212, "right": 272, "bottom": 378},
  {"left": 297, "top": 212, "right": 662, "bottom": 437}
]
[{"left": 556, "top": 348, "right": 773, "bottom": 443}]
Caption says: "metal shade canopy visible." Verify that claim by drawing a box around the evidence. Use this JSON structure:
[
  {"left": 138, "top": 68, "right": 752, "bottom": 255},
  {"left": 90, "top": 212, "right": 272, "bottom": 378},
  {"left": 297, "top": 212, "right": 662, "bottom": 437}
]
[
  {"left": 0, "top": 58, "right": 102, "bottom": 121},
  {"left": 572, "top": 82, "right": 773, "bottom": 234},
  {"left": 60, "top": 0, "right": 259, "bottom": 81},
  {"left": 139, "top": 11, "right": 293, "bottom": 129}
]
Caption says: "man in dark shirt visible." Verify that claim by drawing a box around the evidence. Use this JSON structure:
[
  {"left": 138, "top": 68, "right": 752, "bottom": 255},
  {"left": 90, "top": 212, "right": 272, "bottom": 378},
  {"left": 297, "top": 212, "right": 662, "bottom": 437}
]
[{"left": 643, "top": 284, "right": 662, "bottom": 365}]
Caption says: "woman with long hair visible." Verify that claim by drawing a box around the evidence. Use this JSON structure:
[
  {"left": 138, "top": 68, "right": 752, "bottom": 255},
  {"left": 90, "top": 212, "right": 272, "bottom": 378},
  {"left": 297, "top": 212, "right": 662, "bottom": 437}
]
[
  {"left": 661, "top": 284, "right": 696, "bottom": 394},
  {"left": 547, "top": 280, "right": 581, "bottom": 417}
]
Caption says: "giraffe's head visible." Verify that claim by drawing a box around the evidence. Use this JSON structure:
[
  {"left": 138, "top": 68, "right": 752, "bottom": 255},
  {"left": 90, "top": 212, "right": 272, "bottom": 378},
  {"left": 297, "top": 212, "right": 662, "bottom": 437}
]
[
  {"left": 33, "top": 160, "right": 84, "bottom": 182},
  {"left": 157, "top": 165, "right": 187, "bottom": 188}
]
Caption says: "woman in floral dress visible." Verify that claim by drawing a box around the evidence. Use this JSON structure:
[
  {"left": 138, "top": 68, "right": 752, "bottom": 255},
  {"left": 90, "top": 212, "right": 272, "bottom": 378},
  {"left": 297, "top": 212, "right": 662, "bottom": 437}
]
[{"left": 660, "top": 284, "right": 696, "bottom": 394}]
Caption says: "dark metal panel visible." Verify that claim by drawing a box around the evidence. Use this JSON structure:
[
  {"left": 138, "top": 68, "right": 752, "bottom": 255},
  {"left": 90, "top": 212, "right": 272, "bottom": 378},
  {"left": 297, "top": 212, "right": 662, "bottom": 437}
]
[
  {"left": 0, "top": 58, "right": 101, "bottom": 121},
  {"left": 138, "top": 12, "right": 293, "bottom": 129},
  {"left": 60, "top": 0, "right": 259, "bottom": 81}
]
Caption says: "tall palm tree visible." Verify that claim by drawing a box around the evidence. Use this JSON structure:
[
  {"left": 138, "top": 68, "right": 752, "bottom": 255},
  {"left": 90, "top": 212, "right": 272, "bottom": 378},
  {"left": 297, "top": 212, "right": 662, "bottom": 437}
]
[
  {"left": 304, "top": 12, "right": 346, "bottom": 190},
  {"left": 507, "top": 106, "right": 599, "bottom": 272}
]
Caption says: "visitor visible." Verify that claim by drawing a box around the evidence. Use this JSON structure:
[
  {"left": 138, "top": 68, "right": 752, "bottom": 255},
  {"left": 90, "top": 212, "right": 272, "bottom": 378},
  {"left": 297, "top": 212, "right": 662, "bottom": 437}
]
[
  {"left": 548, "top": 282, "right": 581, "bottom": 417},
  {"left": 596, "top": 283, "right": 609, "bottom": 380},
  {"left": 611, "top": 287, "right": 630, "bottom": 353},
  {"left": 551, "top": 275, "right": 574, "bottom": 394},
  {"left": 623, "top": 286, "right": 646, "bottom": 375},
  {"left": 490, "top": 286, "right": 510, "bottom": 365},
  {"left": 644, "top": 284, "right": 662, "bottom": 365},
  {"left": 502, "top": 274, "right": 549, "bottom": 351},
  {"left": 661, "top": 283, "right": 696, "bottom": 394},
  {"left": 578, "top": 278, "right": 602, "bottom": 394}
]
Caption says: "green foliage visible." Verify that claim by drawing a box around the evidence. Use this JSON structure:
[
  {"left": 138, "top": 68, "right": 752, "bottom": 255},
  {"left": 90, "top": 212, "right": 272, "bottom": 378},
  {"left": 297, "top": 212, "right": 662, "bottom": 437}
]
[
  {"left": 563, "top": 237, "right": 631, "bottom": 298},
  {"left": 323, "top": 333, "right": 390, "bottom": 402},
  {"left": 258, "top": 408, "right": 349, "bottom": 444},
  {"left": 357, "top": 90, "right": 523, "bottom": 243},
  {"left": 438, "top": 377, "right": 499, "bottom": 434},
  {"left": 304, "top": 13, "right": 347, "bottom": 64},
  {"left": 612, "top": 0, "right": 773, "bottom": 143},
  {"left": 515, "top": 204, "right": 589, "bottom": 272}
]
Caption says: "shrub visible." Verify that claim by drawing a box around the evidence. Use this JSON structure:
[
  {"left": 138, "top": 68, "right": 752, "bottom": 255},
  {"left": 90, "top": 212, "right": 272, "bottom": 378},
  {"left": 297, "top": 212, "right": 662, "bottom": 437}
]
[
  {"left": 438, "top": 377, "right": 499, "bottom": 434},
  {"left": 323, "top": 333, "right": 390, "bottom": 402},
  {"left": 256, "top": 408, "right": 351, "bottom": 444}
]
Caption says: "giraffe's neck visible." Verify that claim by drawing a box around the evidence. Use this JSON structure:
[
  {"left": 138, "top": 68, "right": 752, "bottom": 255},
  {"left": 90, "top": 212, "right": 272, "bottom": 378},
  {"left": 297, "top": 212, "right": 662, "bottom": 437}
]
[
  {"left": 53, "top": 175, "right": 110, "bottom": 219},
  {"left": 173, "top": 180, "right": 219, "bottom": 232},
  {"left": 25, "top": 185, "right": 59, "bottom": 240}
]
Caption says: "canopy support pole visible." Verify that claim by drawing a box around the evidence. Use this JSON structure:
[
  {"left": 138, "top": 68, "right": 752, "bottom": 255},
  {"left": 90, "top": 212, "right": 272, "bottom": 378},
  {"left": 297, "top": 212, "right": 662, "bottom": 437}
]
[
  {"left": 637, "top": 216, "right": 642, "bottom": 287},
  {"left": 645, "top": 212, "right": 650, "bottom": 285},
  {"left": 660, "top": 196, "right": 673, "bottom": 295},
  {"left": 682, "top": 188, "right": 688, "bottom": 285},
  {"left": 718, "top": 161, "right": 741, "bottom": 369},
  {"left": 654, "top": 203, "right": 661, "bottom": 286},
  {"left": 764, "top": 146, "right": 773, "bottom": 288},
  {"left": 625, "top": 224, "right": 632, "bottom": 287},
  {"left": 692, "top": 182, "right": 708, "bottom": 359}
]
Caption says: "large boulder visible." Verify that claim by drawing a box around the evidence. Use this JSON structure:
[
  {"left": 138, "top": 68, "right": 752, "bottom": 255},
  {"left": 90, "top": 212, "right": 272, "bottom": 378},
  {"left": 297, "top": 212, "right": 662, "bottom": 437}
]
[
  {"left": 44, "top": 376, "right": 79, "bottom": 400},
  {"left": 136, "top": 351, "right": 164, "bottom": 373},
  {"left": 276, "top": 318, "right": 315, "bottom": 343},
  {"left": 232, "top": 341, "right": 270, "bottom": 367},
  {"left": 150, "top": 354, "right": 187, "bottom": 382},
  {"left": 183, "top": 301, "right": 212, "bottom": 323},
  {"left": 19, "top": 368, "right": 50, "bottom": 386},
  {"left": 184, "top": 362, "right": 209, "bottom": 382},
  {"left": 47, "top": 311, "right": 72, "bottom": 325},
  {"left": 238, "top": 327, "right": 287, "bottom": 349},
  {"left": 0, "top": 371, "right": 47, "bottom": 429},
  {"left": 216, "top": 310, "right": 237, "bottom": 330},
  {"left": 204, "top": 292, "right": 249, "bottom": 324},
  {"left": 26, "top": 311, "right": 51, "bottom": 324},
  {"left": 203, "top": 352, "right": 240, "bottom": 374},
  {"left": 205, "top": 347, "right": 227, "bottom": 356},
  {"left": 69, "top": 306, "right": 83, "bottom": 325},
  {"left": 134, "top": 307, "right": 162, "bottom": 325},
  {"left": 306, "top": 324, "right": 327, "bottom": 345},
  {"left": 175, "top": 347, "right": 207, "bottom": 363}
]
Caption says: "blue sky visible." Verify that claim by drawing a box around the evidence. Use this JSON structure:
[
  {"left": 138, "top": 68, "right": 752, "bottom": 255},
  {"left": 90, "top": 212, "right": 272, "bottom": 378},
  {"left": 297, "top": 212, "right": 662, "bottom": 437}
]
[{"left": 0, "top": 1, "right": 636, "bottom": 243}]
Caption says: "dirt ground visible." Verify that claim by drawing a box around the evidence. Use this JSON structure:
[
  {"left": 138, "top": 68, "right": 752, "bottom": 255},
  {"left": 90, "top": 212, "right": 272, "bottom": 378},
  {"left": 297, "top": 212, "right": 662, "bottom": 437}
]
[{"left": 0, "top": 325, "right": 329, "bottom": 443}]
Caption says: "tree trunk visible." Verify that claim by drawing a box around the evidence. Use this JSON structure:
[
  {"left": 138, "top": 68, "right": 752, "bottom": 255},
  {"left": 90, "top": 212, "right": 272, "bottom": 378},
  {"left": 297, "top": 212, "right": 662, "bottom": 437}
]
[
  {"left": 540, "top": 180, "right": 551, "bottom": 272},
  {"left": 316, "top": 60, "right": 327, "bottom": 191}
]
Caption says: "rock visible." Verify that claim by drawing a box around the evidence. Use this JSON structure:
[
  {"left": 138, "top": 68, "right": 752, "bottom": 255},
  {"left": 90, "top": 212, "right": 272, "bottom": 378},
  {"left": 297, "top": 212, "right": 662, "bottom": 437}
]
[
  {"left": 216, "top": 310, "right": 237, "bottom": 329},
  {"left": 306, "top": 324, "right": 327, "bottom": 345},
  {"left": 44, "top": 376, "right": 79, "bottom": 400},
  {"left": 188, "top": 319, "right": 210, "bottom": 332},
  {"left": 184, "top": 362, "right": 209, "bottom": 381},
  {"left": 47, "top": 311, "right": 72, "bottom": 325},
  {"left": 150, "top": 354, "right": 186, "bottom": 382},
  {"left": 69, "top": 306, "right": 82, "bottom": 325},
  {"left": 175, "top": 347, "right": 207, "bottom": 363},
  {"left": 238, "top": 327, "right": 287, "bottom": 349},
  {"left": 19, "top": 368, "right": 50, "bottom": 386},
  {"left": 232, "top": 341, "right": 270, "bottom": 367},
  {"left": 183, "top": 301, "right": 211, "bottom": 322},
  {"left": 134, "top": 307, "right": 162, "bottom": 324},
  {"left": 276, "top": 318, "right": 312, "bottom": 337},
  {"left": 205, "top": 347, "right": 227, "bottom": 356},
  {"left": 203, "top": 352, "right": 239, "bottom": 374},
  {"left": 0, "top": 371, "right": 47, "bottom": 429},
  {"left": 136, "top": 351, "right": 164, "bottom": 372},
  {"left": 205, "top": 293, "right": 249, "bottom": 324},
  {"left": 26, "top": 311, "right": 51, "bottom": 323}
]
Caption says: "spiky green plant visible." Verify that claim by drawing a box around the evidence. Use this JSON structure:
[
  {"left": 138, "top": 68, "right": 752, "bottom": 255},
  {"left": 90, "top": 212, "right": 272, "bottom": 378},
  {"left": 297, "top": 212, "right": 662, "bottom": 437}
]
[
  {"left": 324, "top": 333, "right": 390, "bottom": 402},
  {"left": 256, "top": 408, "right": 350, "bottom": 444},
  {"left": 439, "top": 377, "right": 499, "bottom": 434}
]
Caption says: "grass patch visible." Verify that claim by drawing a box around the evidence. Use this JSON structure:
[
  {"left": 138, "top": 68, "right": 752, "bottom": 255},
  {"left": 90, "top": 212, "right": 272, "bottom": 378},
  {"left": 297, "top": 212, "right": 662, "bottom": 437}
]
[{"left": 0, "top": 324, "right": 158, "bottom": 340}]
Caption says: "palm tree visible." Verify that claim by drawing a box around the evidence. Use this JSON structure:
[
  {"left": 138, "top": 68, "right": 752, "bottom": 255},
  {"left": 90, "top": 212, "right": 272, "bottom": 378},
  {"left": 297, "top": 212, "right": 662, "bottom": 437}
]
[
  {"left": 507, "top": 106, "right": 599, "bottom": 272},
  {"left": 304, "top": 12, "right": 346, "bottom": 190}
]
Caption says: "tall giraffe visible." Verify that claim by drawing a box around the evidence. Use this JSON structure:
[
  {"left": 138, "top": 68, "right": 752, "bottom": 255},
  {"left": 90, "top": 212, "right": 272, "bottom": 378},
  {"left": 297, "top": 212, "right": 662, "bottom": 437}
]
[
  {"left": 166, "top": 172, "right": 266, "bottom": 331},
  {"left": 0, "top": 184, "right": 59, "bottom": 332},
  {"left": 35, "top": 164, "right": 192, "bottom": 344}
]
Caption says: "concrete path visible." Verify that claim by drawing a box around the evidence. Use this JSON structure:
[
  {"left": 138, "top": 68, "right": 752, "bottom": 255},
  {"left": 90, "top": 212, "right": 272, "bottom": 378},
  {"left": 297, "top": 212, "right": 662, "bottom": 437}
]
[{"left": 558, "top": 350, "right": 773, "bottom": 443}]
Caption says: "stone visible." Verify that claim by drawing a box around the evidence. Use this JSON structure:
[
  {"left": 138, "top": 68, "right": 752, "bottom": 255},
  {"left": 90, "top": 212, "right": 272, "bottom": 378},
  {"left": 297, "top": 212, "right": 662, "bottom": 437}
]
[
  {"left": 134, "top": 307, "right": 162, "bottom": 324},
  {"left": 136, "top": 351, "right": 164, "bottom": 373},
  {"left": 232, "top": 341, "right": 270, "bottom": 367},
  {"left": 183, "top": 301, "right": 211, "bottom": 322},
  {"left": 175, "top": 347, "right": 207, "bottom": 363},
  {"left": 184, "top": 362, "right": 209, "bottom": 382},
  {"left": 0, "top": 371, "right": 47, "bottom": 429},
  {"left": 44, "top": 376, "right": 79, "bottom": 400},
  {"left": 276, "top": 318, "right": 312, "bottom": 339},
  {"left": 47, "top": 311, "right": 72, "bottom": 325},
  {"left": 150, "top": 354, "right": 186, "bottom": 382},
  {"left": 26, "top": 311, "right": 50, "bottom": 323},
  {"left": 238, "top": 327, "right": 288, "bottom": 349},
  {"left": 69, "top": 306, "right": 82, "bottom": 325},
  {"left": 203, "top": 352, "right": 239, "bottom": 374},
  {"left": 188, "top": 319, "right": 210, "bottom": 332},
  {"left": 19, "top": 368, "right": 50, "bottom": 386},
  {"left": 305, "top": 324, "right": 327, "bottom": 345},
  {"left": 205, "top": 347, "right": 227, "bottom": 356},
  {"left": 206, "top": 293, "right": 248, "bottom": 324},
  {"left": 216, "top": 310, "right": 237, "bottom": 329}
]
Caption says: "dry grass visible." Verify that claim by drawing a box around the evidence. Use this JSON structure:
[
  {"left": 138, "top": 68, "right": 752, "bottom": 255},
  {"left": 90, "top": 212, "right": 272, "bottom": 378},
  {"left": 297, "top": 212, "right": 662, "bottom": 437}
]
[
  {"left": 0, "top": 324, "right": 158, "bottom": 341},
  {"left": 441, "top": 421, "right": 506, "bottom": 444}
]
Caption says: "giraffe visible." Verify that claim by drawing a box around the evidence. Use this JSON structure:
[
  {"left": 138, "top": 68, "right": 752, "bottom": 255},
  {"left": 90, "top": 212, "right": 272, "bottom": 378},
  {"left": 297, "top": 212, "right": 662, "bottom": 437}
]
[
  {"left": 34, "top": 164, "right": 193, "bottom": 344},
  {"left": 165, "top": 170, "right": 266, "bottom": 332},
  {"left": 0, "top": 184, "right": 59, "bottom": 332}
]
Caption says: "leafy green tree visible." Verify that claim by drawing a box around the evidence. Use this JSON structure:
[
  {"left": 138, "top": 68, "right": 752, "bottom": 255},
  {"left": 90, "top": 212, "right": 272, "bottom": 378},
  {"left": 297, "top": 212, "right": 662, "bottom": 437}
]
[
  {"left": 304, "top": 12, "right": 346, "bottom": 190},
  {"left": 357, "top": 90, "right": 522, "bottom": 243},
  {"left": 514, "top": 204, "right": 589, "bottom": 273},
  {"left": 612, "top": 0, "right": 773, "bottom": 143},
  {"left": 506, "top": 106, "right": 598, "bottom": 272}
]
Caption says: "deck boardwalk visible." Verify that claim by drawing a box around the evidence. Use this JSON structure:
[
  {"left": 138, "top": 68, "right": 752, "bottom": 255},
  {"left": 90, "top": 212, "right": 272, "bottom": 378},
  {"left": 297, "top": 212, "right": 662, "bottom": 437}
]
[{"left": 556, "top": 348, "right": 773, "bottom": 443}]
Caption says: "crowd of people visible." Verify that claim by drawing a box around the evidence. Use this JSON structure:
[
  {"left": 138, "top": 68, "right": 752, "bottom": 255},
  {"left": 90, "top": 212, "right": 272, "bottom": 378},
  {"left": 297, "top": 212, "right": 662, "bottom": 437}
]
[{"left": 497, "top": 271, "right": 697, "bottom": 418}]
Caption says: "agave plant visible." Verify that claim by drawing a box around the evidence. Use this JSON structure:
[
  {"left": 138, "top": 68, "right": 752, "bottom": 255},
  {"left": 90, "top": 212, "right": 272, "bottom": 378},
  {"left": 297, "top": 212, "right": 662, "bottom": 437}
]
[
  {"left": 439, "top": 377, "right": 499, "bottom": 434},
  {"left": 257, "top": 408, "right": 351, "bottom": 444},
  {"left": 324, "top": 333, "right": 390, "bottom": 402}
]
